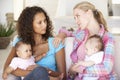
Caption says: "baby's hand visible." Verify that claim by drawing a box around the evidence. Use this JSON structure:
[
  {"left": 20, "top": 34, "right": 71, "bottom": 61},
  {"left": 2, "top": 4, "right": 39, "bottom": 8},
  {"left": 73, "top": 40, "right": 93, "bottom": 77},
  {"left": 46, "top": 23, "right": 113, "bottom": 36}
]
[
  {"left": 69, "top": 63, "right": 82, "bottom": 73},
  {"left": 68, "top": 64, "right": 77, "bottom": 74},
  {"left": 75, "top": 61, "right": 83, "bottom": 66},
  {"left": 2, "top": 72, "right": 8, "bottom": 80}
]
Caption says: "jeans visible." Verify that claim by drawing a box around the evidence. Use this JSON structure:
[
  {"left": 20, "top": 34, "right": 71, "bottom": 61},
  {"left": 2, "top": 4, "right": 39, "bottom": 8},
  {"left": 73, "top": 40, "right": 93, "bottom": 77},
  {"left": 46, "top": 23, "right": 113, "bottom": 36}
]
[
  {"left": 23, "top": 66, "right": 50, "bottom": 80},
  {"left": 6, "top": 66, "right": 49, "bottom": 80}
]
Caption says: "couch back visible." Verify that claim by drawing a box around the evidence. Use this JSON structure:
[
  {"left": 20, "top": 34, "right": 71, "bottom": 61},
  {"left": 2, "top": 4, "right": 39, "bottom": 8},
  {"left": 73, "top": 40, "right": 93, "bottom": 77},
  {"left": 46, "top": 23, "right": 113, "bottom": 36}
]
[
  {"left": 114, "top": 36, "right": 120, "bottom": 79},
  {"left": 64, "top": 37, "right": 73, "bottom": 73}
]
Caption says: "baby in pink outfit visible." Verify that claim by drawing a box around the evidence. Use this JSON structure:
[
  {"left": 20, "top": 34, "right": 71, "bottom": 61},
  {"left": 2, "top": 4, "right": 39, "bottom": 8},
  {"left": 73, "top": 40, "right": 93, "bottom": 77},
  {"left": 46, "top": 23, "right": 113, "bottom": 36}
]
[{"left": 3, "top": 41, "right": 36, "bottom": 80}]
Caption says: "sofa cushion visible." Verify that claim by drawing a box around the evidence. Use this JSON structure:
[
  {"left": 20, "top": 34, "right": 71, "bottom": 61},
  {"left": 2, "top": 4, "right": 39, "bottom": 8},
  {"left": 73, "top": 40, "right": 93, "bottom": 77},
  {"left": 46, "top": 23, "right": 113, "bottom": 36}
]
[{"left": 64, "top": 37, "right": 74, "bottom": 73}]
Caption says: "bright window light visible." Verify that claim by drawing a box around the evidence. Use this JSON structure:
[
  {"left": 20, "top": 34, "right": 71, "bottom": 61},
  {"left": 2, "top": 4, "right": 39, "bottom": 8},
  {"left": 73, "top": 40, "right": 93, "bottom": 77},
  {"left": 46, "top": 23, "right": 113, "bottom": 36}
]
[
  {"left": 112, "top": 0, "right": 120, "bottom": 4},
  {"left": 13, "top": 0, "right": 24, "bottom": 21}
]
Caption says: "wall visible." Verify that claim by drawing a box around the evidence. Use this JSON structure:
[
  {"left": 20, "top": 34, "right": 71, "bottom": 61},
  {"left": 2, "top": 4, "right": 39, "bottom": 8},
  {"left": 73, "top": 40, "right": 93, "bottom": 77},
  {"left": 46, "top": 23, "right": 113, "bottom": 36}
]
[
  {"left": 56, "top": 0, "right": 108, "bottom": 19},
  {"left": 0, "top": 0, "right": 13, "bottom": 24},
  {"left": 13, "top": 0, "right": 24, "bottom": 21},
  {"left": 112, "top": 4, "right": 120, "bottom": 16},
  {"left": 0, "top": 0, "right": 58, "bottom": 23},
  {"left": 25, "top": 0, "right": 58, "bottom": 19},
  {"left": 0, "top": 0, "right": 113, "bottom": 24}
]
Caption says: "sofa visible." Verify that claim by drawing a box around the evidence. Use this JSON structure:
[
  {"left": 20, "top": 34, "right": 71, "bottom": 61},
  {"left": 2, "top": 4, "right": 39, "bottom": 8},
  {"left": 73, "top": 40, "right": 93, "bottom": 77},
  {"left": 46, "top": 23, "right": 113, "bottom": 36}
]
[{"left": 64, "top": 36, "right": 120, "bottom": 79}]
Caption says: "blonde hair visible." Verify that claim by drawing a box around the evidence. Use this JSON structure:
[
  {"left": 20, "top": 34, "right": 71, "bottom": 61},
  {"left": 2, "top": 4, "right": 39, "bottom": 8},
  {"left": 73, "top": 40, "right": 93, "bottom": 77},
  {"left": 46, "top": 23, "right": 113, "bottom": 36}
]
[{"left": 74, "top": 1, "right": 108, "bottom": 31}]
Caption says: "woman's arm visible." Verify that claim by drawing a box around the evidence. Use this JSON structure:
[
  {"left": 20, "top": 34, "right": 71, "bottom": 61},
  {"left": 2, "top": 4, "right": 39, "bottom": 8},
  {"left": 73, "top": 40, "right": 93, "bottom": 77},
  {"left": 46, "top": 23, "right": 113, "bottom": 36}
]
[
  {"left": 12, "top": 68, "right": 30, "bottom": 77},
  {"left": 3, "top": 47, "right": 30, "bottom": 77},
  {"left": 59, "top": 28, "right": 73, "bottom": 37},
  {"left": 55, "top": 48, "right": 66, "bottom": 80},
  {"left": 53, "top": 28, "right": 73, "bottom": 47}
]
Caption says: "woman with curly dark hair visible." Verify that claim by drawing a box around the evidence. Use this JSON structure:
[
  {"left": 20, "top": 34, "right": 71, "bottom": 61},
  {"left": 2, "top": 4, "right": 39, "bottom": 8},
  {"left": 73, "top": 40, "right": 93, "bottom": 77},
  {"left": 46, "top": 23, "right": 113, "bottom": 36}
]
[{"left": 3, "top": 6, "right": 66, "bottom": 80}]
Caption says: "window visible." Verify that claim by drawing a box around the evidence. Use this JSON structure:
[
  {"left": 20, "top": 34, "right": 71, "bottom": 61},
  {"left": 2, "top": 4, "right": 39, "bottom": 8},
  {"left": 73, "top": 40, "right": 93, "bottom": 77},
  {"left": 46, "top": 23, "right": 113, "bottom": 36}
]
[{"left": 112, "top": 0, "right": 120, "bottom": 4}]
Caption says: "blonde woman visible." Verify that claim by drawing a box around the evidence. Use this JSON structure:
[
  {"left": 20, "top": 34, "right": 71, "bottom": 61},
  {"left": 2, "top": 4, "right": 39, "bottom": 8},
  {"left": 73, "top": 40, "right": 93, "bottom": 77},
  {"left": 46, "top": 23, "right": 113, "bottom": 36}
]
[{"left": 54, "top": 1, "right": 117, "bottom": 80}]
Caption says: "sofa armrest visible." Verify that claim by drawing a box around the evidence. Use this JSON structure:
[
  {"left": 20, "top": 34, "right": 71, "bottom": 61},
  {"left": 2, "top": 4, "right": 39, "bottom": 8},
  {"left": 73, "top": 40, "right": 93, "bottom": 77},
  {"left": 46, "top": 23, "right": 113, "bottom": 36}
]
[{"left": 114, "top": 36, "right": 120, "bottom": 79}]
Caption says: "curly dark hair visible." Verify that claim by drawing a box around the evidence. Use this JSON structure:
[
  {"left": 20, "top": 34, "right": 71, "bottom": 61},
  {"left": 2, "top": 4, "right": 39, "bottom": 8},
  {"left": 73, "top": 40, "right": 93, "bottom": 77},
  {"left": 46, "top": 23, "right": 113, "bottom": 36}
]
[{"left": 17, "top": 6, "right": 53, "bottom": 47}]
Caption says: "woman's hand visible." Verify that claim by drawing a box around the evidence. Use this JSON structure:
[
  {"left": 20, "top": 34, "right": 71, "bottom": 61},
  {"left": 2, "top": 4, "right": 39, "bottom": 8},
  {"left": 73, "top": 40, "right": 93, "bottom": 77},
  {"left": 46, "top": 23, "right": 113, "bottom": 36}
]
[
  {"left": 47, "top": 68, "right": 64, "bottom": 80},
  {"left": 53, "top": 36, "right": 64, "bottom": 48},
  {"left": 49, "top": 73, "right": 64, "bottom": 80},
  {"left": 26, "top": 65, "right": 38, "bottom": 71},
  {"left": 58, "top": 73, "right": 64, "bottom": 80}
]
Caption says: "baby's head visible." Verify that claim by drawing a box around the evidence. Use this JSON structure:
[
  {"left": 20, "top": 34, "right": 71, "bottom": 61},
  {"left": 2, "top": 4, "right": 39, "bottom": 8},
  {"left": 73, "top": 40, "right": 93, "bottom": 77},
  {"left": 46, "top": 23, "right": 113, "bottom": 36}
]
[
  {"left": 85, "top": 35, "right": 104, "bottom": 56},
  {"left": 15, "top": 41, "right": 32, "bottom": 59}
]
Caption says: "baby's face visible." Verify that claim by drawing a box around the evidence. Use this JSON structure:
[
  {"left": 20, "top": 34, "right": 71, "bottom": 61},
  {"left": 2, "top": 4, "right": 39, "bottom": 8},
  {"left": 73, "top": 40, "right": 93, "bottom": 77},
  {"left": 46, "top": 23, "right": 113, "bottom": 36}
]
[
  {"left": 16, "top": 44, "right": 32, "bottom": 59},
  {"left": 85, "top": 40, "right": 96, "bottom": 56}
]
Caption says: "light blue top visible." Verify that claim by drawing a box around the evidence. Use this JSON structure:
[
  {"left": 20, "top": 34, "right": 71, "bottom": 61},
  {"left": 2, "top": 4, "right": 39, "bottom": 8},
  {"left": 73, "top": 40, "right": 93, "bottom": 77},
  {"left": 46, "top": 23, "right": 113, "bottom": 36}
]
[{"left": 12, "top": 36, "right": 64, "bottom": 71}]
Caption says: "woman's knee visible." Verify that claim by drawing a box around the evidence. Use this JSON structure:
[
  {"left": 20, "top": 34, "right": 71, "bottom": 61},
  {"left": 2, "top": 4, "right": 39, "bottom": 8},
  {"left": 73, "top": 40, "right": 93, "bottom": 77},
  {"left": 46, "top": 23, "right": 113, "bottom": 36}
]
[
  {"left": 34, "top": 66, "right": 48, "bottom": 74},
  {"left": 24, "top": 66, "right": 49, "bottom": 80}
]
